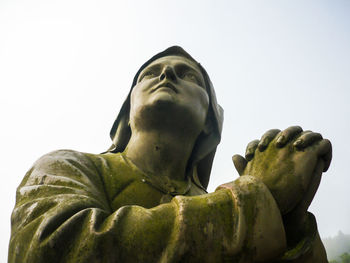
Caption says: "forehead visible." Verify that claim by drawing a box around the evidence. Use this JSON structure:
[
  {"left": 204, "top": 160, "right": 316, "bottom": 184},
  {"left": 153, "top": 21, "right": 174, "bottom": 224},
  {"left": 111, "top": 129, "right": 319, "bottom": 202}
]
[{"left": 144, "top": 55, "right": 202, "bottom": 72}]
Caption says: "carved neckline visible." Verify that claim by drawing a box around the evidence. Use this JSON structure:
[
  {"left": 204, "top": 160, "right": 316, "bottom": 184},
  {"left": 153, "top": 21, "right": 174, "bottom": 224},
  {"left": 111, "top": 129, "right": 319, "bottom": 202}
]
[{"left": 120, "top": 152, "right": 192, "bottom": 197}]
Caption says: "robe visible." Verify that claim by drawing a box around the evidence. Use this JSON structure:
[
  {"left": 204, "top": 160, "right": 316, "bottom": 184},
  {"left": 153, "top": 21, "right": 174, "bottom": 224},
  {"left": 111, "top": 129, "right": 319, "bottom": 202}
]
[{"left": 9, "top": 150, "right": 328, "bottom": 262}]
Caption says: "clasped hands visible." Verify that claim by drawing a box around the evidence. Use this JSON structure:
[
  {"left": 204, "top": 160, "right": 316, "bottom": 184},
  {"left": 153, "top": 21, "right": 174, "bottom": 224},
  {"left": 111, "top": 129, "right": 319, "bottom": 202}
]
[{"left": 232, "top": 126, "right": 332, "bottom": 225}]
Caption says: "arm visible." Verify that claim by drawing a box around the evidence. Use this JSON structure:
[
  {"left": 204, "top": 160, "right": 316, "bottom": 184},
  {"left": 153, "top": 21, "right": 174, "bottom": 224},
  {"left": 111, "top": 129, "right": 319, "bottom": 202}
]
[{"left": 9, "top": 150, "right": 286, "bottom": 263}]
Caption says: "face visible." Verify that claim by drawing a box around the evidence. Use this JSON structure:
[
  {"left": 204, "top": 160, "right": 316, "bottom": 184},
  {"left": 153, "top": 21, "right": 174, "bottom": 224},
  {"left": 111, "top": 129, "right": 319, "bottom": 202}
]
[{"left": 129, "top": 55, "right": 210, "bottom": 133}]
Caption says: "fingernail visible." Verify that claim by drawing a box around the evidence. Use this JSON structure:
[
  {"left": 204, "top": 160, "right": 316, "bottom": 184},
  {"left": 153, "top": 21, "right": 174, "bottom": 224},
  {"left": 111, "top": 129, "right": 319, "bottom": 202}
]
[
  {"left": 245, "top": 151, "right": 254, "bottom": 161},
  {"left": 276, "top": 135, "right": 285, "bottom": 147},
  {"left": 258, "top": 138, "right": 269, "bottom": 151},
  {"left": 294, "top": 139, "right": 303, "bottom": 148},
  {"left": 258, "top": 144, "right": 266, "bottom": 151}
]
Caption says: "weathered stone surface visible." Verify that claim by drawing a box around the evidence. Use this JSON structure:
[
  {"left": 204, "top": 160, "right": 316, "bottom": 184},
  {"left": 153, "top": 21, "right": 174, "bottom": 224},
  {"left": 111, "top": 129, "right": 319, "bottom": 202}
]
[{"left": 9, "top": 46, "right": 332, "bottom": 262}]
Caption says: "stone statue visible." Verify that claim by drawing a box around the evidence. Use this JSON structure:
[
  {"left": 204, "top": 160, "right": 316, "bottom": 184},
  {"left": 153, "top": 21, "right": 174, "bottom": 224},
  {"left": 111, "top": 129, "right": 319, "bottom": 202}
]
[{"left": 9, "top": 46, "right": 332, "bottom": 262}]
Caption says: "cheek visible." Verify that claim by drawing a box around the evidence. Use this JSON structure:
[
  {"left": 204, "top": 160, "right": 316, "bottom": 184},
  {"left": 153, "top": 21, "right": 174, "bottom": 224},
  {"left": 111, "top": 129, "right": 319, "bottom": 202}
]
[
  {"left": 188, "top": 88, "right": 209, "bottom": 110},
  {"left": 199, "top": 96, "right": 210, "bottom": 122},
  {"left": 129, "top": 86, "right": 143, "bottom": 117},
  {"left": 185, "top": 88, "right": 209, "bottom": 122},
  {"left": 129, "top": 80, "right": 157, "bottom": 119},
  {"left": 180, "top": 80, "right": 209, "bottom": 107},
  {"left": 199, "top": 91, "right": 210, "bottom": 109},
  {"left": 130, "top": 79, "right": 156, "bottom": 103}
]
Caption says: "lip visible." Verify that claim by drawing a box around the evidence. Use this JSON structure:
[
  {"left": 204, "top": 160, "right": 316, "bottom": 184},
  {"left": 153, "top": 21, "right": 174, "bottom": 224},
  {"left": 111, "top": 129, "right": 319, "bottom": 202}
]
[{"left": 152, "top": 81, "right": 178, "bottom": 93}]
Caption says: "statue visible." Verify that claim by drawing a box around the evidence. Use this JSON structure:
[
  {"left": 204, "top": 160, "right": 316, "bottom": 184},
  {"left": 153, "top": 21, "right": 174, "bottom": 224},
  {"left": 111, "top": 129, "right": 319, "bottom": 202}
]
[{"left": 9, "top": 46, "right": 332, "bottom": 262}]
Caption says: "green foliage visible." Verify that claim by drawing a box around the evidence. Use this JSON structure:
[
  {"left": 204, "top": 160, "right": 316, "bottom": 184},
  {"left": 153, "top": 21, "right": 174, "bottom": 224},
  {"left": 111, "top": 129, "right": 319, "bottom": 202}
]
[
  {"left": 329, "top": 252, "right": 350, "bottom": 263},
  {"left": 340, "top": 252, "right": 350, "bottom": 263}
]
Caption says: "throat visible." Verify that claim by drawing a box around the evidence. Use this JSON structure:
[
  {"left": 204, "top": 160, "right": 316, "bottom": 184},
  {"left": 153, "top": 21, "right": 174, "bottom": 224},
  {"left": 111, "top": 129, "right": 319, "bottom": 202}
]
[{"left": 124, "top": 130, "right": 197, "bottom": 181}]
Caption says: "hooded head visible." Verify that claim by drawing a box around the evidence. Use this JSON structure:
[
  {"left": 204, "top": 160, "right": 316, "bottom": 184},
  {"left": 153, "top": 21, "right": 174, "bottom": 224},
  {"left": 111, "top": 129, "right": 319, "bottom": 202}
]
[{"left": 107, "top": 46, "right": 223, "bottom": 190}]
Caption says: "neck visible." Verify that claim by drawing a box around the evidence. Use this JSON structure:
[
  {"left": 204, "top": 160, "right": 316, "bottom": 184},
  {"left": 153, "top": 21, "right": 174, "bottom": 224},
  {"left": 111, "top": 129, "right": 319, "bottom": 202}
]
[{"left": 124, "top": 129, "right": 197, "bottom": 181}]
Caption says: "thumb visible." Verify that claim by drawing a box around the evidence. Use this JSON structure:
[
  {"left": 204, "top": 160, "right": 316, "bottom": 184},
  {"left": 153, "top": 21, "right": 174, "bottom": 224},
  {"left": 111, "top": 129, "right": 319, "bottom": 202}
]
[{"left": 232, "top": 154, "right": 247, "bottom": 176}]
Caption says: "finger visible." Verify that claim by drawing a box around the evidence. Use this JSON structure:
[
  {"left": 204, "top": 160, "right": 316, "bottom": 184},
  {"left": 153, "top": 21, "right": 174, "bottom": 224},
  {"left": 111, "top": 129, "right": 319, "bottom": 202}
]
[
  {"left": 245, "top": 140, "right": 259, "bottom": 161},
  {"left": 232, "top": 154, "right": 247, "bottom": 176},
  {"left": 316, "top": 139, "right": 332, "bottom": 172},
  {"left": 276, "top": 126, "right": 303, "bottom": 147},
  {"left": 293, "top": 132, "right": 323, "bottom": 149},
  {"left": 258, "top": 129, "right": 280, "bottom": 152}
]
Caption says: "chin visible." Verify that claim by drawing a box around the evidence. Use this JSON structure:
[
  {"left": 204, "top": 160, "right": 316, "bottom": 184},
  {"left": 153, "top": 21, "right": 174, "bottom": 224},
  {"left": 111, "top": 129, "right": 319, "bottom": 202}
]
[
  {"left": 132, "top": 101, "right": 200, "bottom": 133},
  {"left": 145, "top": 93, "right": 181, "bottom": 113},
  {"left": 151, "top": 91, "right": 176, "bottom": 104}
]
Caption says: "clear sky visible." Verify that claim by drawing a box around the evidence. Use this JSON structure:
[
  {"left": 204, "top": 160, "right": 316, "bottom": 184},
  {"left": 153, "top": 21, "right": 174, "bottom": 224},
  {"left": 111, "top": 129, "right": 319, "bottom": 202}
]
[{"left": 1, "top": 0, "right": 349, "bottom": 260}]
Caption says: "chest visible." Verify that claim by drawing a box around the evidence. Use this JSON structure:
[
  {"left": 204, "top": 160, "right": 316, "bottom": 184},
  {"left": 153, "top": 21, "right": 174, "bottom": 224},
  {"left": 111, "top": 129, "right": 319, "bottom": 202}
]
[{"left": 97, "top": 153, "right": 206, "bottom": 211}]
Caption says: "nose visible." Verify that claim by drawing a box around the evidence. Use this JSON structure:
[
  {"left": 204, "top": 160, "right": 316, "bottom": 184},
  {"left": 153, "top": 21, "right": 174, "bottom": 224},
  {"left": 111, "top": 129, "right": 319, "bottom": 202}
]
[{"left": 159, "top": 66, "right": 177, "bottom": 82}]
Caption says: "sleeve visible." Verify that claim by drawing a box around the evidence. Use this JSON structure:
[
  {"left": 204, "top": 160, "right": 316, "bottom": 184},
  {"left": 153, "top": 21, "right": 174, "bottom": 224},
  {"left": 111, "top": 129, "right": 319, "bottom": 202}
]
[
  {"left": 275, "top": 213, "right": 328, "bottom": 263},
  {"left": 9, "top": 150, "right": 286, "bottom": 263}
]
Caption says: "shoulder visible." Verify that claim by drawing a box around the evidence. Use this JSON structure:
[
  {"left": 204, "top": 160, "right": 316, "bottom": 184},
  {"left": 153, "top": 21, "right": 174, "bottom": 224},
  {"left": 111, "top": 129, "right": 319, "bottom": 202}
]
[
  {"left": 31, "top": 149, "right": 116, "bottom": 173},
  {"left": 19, "top": 149, "right": 105, "bottom": 188},
  {"left": 34, "top": 149, "right": 95, "bottom": 166},
  {"left": 34, "top": 149, "right": 124, "bottom": 166}
]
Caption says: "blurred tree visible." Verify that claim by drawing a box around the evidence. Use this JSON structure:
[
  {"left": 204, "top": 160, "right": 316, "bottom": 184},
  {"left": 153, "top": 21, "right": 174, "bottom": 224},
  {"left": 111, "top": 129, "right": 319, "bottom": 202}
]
[
  {"left": 329, "top": 252, "right": 350, "bottom": 263},
  {"left": 340, "top": 252, "right": 350, "bottom": 263},
  {"left": 323, "top": 231, "right": 350, "bottom": 260}
]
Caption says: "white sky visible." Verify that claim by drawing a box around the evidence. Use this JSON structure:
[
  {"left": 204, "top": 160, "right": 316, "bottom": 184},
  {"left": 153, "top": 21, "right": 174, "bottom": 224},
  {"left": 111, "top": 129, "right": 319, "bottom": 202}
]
[{"left": 1, "top": 0, "right": 349, "bottom": 260}]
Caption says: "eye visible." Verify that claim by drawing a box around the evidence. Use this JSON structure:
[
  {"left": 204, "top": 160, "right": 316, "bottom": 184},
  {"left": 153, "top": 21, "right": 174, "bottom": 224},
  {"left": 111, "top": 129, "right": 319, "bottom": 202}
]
[
  {"left": 139, "top": 70, "right": 156, "bottom": 82},
  {"left": 182, "top": 72, "right": 199, "bottom": 83}
]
